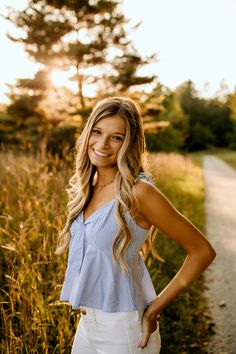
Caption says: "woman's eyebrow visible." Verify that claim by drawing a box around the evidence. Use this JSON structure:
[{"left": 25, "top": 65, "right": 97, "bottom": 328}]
[{"left": 93, "top": 127, "right": 125, "bottom": 136}]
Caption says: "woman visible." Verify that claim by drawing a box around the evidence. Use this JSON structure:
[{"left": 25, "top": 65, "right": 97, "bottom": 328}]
[{"left": 56, "top": 96, "right": 216, "bottom": 353}]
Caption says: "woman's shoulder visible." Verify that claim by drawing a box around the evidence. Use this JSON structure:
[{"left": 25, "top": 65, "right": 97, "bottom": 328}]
[
  {"left": 131, "top": 172, "right": 161, "bottom": 224},
  {"left": 134, "top": 171, "right": 155, "bottom": 185},
  {"left": 132, "top": 172, "right": 157, "bottom": 204}
]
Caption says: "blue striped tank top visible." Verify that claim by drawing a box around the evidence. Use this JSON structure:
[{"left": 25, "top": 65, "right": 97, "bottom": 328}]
[{"left": 60, "top": 173, "right": 157, "bottom": 312}]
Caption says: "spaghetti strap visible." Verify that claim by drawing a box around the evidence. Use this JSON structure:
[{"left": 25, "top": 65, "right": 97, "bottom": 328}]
[{"left": 134, "top": 172, "right": 154, "bottom": 185}]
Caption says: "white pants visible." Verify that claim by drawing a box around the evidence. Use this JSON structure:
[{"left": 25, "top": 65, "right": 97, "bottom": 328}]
[{"left": 71, "top": 306, "right": 161, "bottom": 354}]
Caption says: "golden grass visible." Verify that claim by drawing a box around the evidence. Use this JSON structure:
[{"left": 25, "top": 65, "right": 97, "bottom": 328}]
[
  {"left": 146, "top": 152, "right": 204, "bottom": 229},
  {"left": 0, "top": 149, "right": 77, "bottom": 353}
]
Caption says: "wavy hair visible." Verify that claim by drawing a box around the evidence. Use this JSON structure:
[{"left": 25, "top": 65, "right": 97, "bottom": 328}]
[{"left": 55, "top": 96, "right": 162, "bottom": 272}]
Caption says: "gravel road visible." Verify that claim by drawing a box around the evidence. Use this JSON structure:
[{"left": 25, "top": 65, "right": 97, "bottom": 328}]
[{"left": 203, "top": 155, "right": 236, "bottom": 354}]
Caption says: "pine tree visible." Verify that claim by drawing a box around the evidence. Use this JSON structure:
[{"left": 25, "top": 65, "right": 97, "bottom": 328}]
[{"left": 6, "top": 0, "right": 156, "bottom": 110}]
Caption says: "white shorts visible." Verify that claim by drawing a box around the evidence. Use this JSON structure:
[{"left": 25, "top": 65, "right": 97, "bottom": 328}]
[{"left": 71, "top": 306, "right": 161, "bottom": 354}]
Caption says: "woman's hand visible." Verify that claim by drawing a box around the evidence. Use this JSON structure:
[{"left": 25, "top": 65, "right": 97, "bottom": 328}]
[{"left": 138, "top": 307, "right": 160, "bottom": 349}]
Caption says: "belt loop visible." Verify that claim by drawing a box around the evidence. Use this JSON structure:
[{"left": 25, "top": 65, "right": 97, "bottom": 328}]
[
  {"left": 82, "top": 307, "right": 98, "bottom": 324},
  {"left": 93, "top": 308, "right": 98, "bottom": 325},
  {"left": 80, "top": 307, "right": 87, "bottom": 316}
]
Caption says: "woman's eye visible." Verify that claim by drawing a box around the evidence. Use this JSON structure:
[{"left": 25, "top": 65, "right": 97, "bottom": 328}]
[
  {"left": 92, "top": 129, "right": 101, "bottom": 135},
  {"left": 91, "top": 130, "right": 123, "bottom": 141}
]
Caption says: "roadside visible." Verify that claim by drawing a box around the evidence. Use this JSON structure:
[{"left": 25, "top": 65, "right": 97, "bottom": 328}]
[{"left": 203, "top": 155, "right": 236, "bottom": 354}]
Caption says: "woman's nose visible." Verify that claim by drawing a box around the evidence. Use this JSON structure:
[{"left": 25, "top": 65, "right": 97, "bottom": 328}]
[{"left": 97, "top": 136, "right": 110, "bottom": 149}]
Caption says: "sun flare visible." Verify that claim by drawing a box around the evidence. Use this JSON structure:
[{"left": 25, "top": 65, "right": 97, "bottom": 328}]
[
  {"left": 50, "top": 70, "right": 77, "bottom": 91},
  {"left": 50, "top": 69, "right": 98, "bottom": 97}
]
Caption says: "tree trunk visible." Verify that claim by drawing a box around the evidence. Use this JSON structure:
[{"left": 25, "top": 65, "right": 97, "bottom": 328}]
[{"left": 76, "top": 65, "right": 85, "bottom": 108}]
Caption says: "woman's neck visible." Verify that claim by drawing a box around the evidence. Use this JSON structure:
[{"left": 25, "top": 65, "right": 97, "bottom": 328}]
[{"left": 95, "top": 167, "right": 118, "bottom": 185}]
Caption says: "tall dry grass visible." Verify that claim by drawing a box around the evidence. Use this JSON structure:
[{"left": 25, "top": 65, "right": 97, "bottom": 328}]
[
  {"left": 1, "top": 148, "right": 207, "bottom": 353},
  {"left": 147, "top": 152, "right": 204, "bottom": 228},
  {"left": 0, "top": 148, "right": 78, "bottom": 353}
]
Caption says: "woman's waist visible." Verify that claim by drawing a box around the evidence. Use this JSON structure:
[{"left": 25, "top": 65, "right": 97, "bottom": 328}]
[{"left": 79, "top": 306, "right": 144, "bottom": 322}]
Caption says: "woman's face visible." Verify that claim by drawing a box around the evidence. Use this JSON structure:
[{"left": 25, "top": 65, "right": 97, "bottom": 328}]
[{"left": 88, "top": 114, "right": 126, "bottom": 168}]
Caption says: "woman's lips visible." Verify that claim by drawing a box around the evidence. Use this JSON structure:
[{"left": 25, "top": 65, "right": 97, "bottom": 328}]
[{"left": 93, "top": 148, "right": 111, "bottom": 157}]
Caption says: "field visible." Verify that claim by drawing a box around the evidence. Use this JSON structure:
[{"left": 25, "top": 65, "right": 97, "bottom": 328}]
[{"left": 0, "top": 148, "right": 210, "bottom": 353}]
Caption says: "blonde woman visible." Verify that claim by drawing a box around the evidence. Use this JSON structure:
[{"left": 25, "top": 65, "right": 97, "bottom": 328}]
[{"left": 56, "top": 97, "right": 216, "bottom": 353}]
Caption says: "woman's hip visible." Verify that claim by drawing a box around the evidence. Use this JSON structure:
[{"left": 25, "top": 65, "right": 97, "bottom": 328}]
[{"left": 72, "top": 306, "right": 161, "bottom": 354}]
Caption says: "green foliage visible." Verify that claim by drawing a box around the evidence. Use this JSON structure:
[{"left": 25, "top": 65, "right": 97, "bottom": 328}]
[
  {"left": 111, "top": 54, "right": 156, "bottom": 92},
  {"left": 226, "top": 93, "right": 236, "bottom": 149},
  {"left": 227, "top": 126, "right": 236, "bottom": 150},
  {"left": 0, "top": 110, "right": 46, "bottom": 149},
  {"left": 186, "top": 123, "right": 215, "bottom": 151},
  {"left": 0, "top": 109, "right": 80, "bottom": 156},
  {"left": 227, "top": 91, "right": 236, "bottom": 121},
  {"left": 2, "top": 75, "right": 236, "bottom": 154},
  {"left": 176, "top": 81, "right": 234, "bottom": 150},
  {"left": 146, "top": 126, "right": 185, "bottom": 152},
  {"left": 5, "top": 70, "right": 51, "bottom": 123},
  {"left": 7, "top": 95, "right": 44, "bottom": 121},
  {"left": 45, "top": 123, "right": 79, "bottom": 156},
  {"left": 146, "top": 81, "right": 236, "bottom": 152}
]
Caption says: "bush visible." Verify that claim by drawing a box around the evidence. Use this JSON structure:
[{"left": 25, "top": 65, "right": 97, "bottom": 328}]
[
  {"left": 45, "top": 123, "right": 79, "bottom": 157},
  {"left": 145, "top": 127, "right": 185, "bottom": 152},
  {"left": 226, "top": 122, "right": 236, "bottom": 150},
  {"left": 186, "top": 124, "right": 215, "bottom": 151}
]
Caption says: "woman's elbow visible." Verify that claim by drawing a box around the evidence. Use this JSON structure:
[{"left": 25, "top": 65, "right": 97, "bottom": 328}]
[
  {"left": 190, "top": 241, "right": 216, "bottom": 268},
  {"left": 210, "top": 245, "right": 216, "bottom": 262},
  {"left": 203, "top": 242, "right": 216, "bottom": 266}
]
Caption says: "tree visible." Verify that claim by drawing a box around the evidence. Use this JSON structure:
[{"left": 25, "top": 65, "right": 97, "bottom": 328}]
[
  {"left": 142, "top": 83, "right": 189, "bottom": 151},
  {"left": 6, "top": 70, "right": 50, "bottom": 124},
  {"left": 110, "top": 53, "right": 156, "bottom": 93},
  {"left": 228, "top": 90, "right": 236, "bottom": 122},
  {"left": 175, "top": 81, "right": 233, "bottom": 150},
  {"left": 6, "top": 0, "right": 156, "bottom": 109}
]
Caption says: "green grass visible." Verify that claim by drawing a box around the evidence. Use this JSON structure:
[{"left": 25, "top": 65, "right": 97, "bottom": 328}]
[
  {"left": 189, "top": 148, "right": 236, "bottom": 170},
  {"left": 213, "top": 149, "right": 236, "bottom": 169},
  {"left": 0, "top": 148, "right": 210, "bottom": 353}
]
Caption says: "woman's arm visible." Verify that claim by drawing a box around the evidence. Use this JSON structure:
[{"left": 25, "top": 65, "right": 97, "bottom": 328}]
[{"left": 133, "top": 180, "right": 216, "bottom": 349}]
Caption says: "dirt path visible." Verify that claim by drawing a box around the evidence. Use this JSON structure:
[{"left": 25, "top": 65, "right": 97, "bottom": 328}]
[{"left": 203, "top": 155, "right": 236, "bottom": 354}]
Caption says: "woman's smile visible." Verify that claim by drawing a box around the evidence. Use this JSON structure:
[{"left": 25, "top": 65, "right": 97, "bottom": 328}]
[{"left": 93, "top": 148, "right": 111, "bottom": 157}]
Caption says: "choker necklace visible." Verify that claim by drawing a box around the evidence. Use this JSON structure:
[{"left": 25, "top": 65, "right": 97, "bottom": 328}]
[{"left": 95, "top": 178, "right": 114, "bottom": 190}]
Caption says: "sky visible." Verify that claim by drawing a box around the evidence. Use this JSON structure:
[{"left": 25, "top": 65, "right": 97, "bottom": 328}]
[{"left": 0, "top": 0, "right": 235, "bottom": 103}]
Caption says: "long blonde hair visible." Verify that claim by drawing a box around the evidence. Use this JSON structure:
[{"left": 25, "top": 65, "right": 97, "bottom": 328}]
[{"left": 55, "top": 96, "right": 162, "bottom": 271}]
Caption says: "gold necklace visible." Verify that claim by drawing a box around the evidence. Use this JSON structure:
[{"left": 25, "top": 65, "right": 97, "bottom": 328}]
[{"left": 95, "top": 178, "right": 114, "bottom": 190}]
